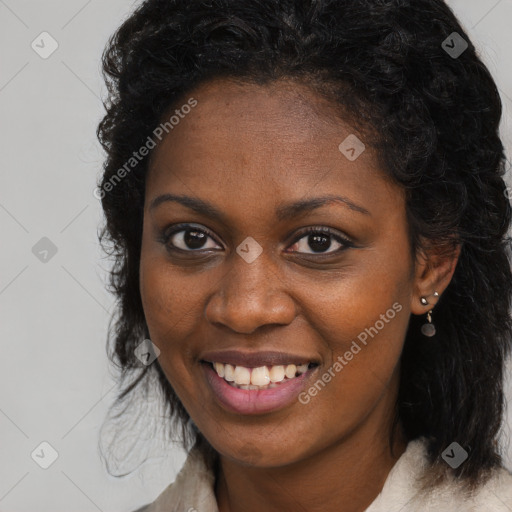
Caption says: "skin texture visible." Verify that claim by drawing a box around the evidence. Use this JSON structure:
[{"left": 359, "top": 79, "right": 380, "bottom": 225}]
[{"left": 139, "top": 78, "right": 459, "bottom": 512}]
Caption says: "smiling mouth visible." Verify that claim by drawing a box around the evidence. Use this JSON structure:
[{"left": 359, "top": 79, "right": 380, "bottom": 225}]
[{"left": 203, "top": 361, "right": 318, "bottom": 390}]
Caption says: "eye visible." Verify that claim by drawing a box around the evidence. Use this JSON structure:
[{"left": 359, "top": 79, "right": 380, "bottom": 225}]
[
  {"left": 160, "top": 224, "right": 354, "bottom": 256},
  {"left": 287, "top": 226, "right": 353, "bottom": 255},
  {"left": 162, "top": 224, "right": 222, "bottom": 252}
]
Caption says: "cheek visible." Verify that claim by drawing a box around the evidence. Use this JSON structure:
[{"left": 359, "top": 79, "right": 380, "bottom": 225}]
[
  {"left": 297, "top": 242, "right": 412, "bottom": 351},
  {"left": 139, "top": 244, "right": 205, "bottom": 373},
  {"left": 139, "top": 257, "right": 203, "bottom": 409},
  {"left": 300, "top": 286, "right": 407, "bottom": 400},
  {"left": 293, "top": 245, "right": 413, "bottom": 410}
]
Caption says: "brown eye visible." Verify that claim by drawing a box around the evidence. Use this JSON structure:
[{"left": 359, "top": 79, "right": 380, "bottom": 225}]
[
  {"left": 163, "top": 224, "right": 222, "bottom": 252},
  {"left": 288, "top": 227, "right": 353, "bottom": 255}
]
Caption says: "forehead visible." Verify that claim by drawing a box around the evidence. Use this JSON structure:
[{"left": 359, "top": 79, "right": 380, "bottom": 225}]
[
  {"left": 146, "top": 78, "right": 399, "bottom": 222},
  {"left": 148, "top": 78, "right": 378, "bottom": 173}
]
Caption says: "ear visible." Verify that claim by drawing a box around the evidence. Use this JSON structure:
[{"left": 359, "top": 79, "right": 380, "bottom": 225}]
[{"left": 410, "top": 239, "right": 461, "bottom": 316}]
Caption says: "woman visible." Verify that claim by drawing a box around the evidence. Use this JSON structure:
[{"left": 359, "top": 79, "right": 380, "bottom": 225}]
[{"left": 96, "top": 0, "right": 512, "bottom": 510}]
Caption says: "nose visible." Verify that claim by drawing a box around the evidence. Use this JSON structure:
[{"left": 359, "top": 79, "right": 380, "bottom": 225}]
[{"left": 204, "top": 250, "right": 297, "bottom": 335}]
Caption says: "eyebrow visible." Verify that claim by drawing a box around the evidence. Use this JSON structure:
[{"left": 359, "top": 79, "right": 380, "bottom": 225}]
[{"left": 149, "top": 193, "right": 371, "bottom": 221}]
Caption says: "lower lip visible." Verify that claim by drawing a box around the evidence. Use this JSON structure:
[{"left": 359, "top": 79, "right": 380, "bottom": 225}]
[{"left": 203, "top": 363, "right": 315, "bottom": 415}]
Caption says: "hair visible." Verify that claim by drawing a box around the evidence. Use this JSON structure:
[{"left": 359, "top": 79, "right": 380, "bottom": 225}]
[{"left": 96, "top": 0, "right": 512, "bottom": 493}]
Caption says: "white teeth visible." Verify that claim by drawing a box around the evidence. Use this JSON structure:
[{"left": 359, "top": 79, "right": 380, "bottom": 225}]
[
  {"left": 211, "top": 361, "right": 314, "bottom": 388},
  {"left": 251, "top": 366, "right": 270, "bottom": 386},
  {"left": 269, "top": 365, "right": 285, "bottom": 382},
  {"left": 224, "top": 364, "right": 235, "bottom": 382},
  {"left": 234, "top": 366, "right": 251, "bottom": 385},
  {"left": 214, "top": 362, "right": 225, "bottom": 378},
  {"left": 285, "top": 364, "right": 297, "bottom": 379},
  {"left": 297, "top": 363, "right": 308, "bottom": 375}
]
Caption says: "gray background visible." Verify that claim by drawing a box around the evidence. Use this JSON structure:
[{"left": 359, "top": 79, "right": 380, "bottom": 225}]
[{"left": 1, "top": 1, "right": 511, "bottom": 511}]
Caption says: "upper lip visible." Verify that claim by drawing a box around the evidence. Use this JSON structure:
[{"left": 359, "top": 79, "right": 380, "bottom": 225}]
[{"left": 201, "top": 350, "right": 319, "bottom": 368}]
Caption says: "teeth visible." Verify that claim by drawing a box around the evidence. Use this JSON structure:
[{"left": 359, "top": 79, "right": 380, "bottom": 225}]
[
  {"left": 224, "top": 364, "right": 235, "bottom": 382},
  {"left": 297, "top": 363, "right": 308, "bottom": 375},
  {"left": 269, "top": 365, "right": 285, "bottom": 382},
  {"left": 214, "top": 362, "right": 225, "bottom": 378},
  {"left": 210, "top": 361, "right": 313, "bottom": 388},
  {"left": 234, "top": 366, "right": 251, "bottom": 385},
  {"left": 285, "top": 364, "right": 297, "bottom": 379},
  {"left": 251, "top": 366, "right": 270, "bottom": 386}
]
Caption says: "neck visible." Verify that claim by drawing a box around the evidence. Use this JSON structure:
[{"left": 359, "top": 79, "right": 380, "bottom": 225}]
[{"left": 215, "top": 404, "right": 407, "bottom": 512}]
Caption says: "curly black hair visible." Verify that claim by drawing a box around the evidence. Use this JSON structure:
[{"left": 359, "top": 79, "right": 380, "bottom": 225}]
[{"left": 96, "top": 0, "right": 512, "bottom": 492}]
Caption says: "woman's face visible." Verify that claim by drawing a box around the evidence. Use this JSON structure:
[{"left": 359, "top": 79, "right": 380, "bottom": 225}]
[{"left": 140, "top": 78, "right": 418, "bottom": 467}]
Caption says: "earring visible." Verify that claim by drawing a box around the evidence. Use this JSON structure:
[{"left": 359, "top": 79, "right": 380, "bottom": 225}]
[
  {"left": 421, "top": 309, "right": 436, "bottom": 337},
  {"left": 420, "top": 291, "right": 439, "bottom": 306}
]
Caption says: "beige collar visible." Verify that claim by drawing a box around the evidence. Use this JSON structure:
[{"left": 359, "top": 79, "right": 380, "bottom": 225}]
[{"left": 140, "top": 437, "right": 512, "bottom": 511}]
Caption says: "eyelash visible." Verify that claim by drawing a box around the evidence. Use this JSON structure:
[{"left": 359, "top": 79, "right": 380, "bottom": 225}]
[{"left": 159, "top": 223, "right": 355, "bottom": 256}]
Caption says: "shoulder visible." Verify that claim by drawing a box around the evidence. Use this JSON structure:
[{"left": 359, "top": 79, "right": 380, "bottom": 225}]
[
  {"left": 411, "top": 466, "right": 512, "bottom": 511},
  {"left": 367, "top": 438, "right": 512, "bottom": 511},
  {"left": 413, "top": 450, "right": 512, "bottom": 510},
  {"left": 456, "top": 466, "right": 512, "bottom": 510}
]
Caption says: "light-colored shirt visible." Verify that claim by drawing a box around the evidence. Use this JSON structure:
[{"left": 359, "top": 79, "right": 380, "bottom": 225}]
[{"left": 135, "top": 437, "right": 512, "bottom": 511}]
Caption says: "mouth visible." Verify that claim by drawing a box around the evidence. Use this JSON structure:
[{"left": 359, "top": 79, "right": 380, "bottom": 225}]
[
  {"left": 200, "top": 351, "right": 320, "bottom": 415},
  {"left": 203, "top": 360, "right": 318, "bottom": 390}
]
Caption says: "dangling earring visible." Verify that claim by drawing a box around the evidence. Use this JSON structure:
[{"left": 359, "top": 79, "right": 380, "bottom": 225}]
[
  {"left": 420, "top": 291, "right": 439, "bottom": 337},
  {"left": 421, "top": 309, "right": 436, "bottom": 337}
]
